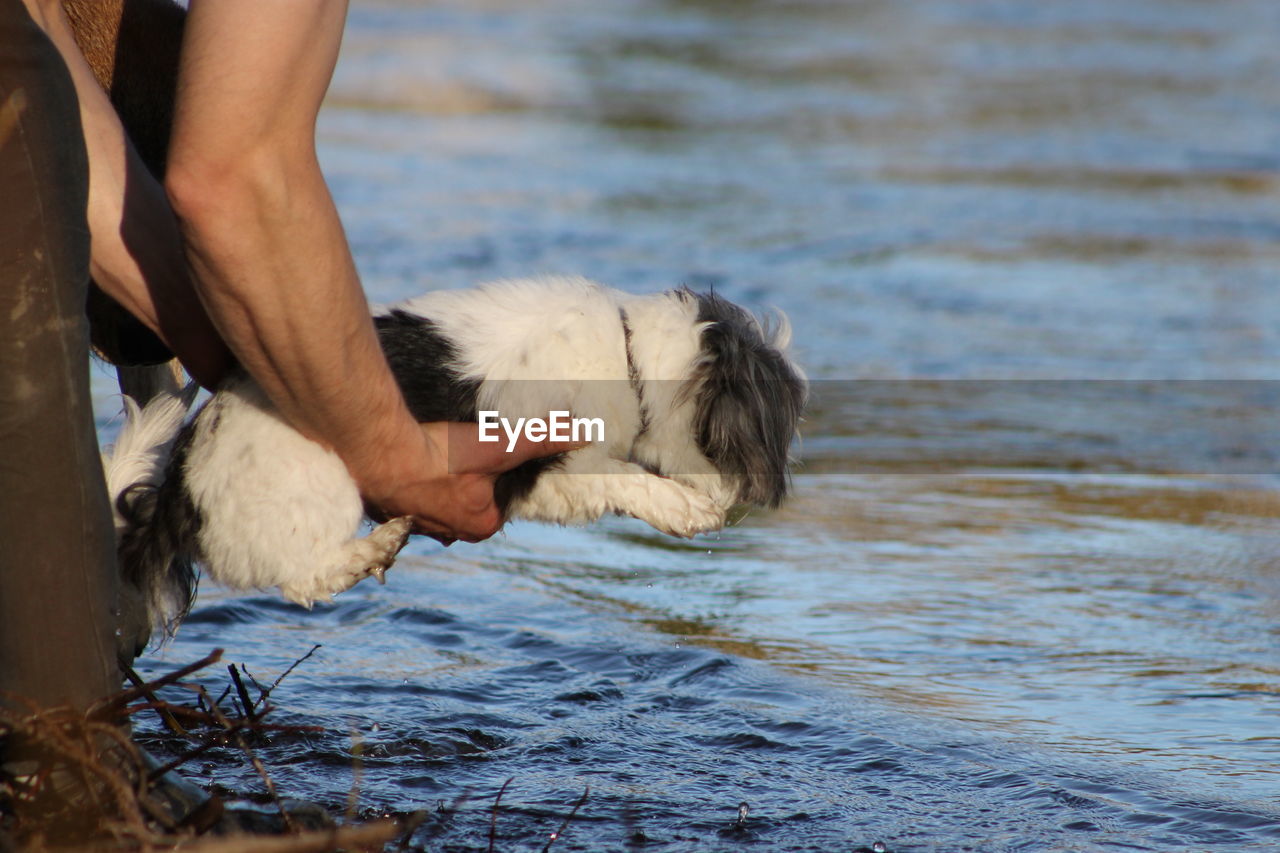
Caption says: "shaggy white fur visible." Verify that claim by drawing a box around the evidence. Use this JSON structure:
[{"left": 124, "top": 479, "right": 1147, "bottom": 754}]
[{"left": 104, "top": 276, "right": 804, "bottom": 614}]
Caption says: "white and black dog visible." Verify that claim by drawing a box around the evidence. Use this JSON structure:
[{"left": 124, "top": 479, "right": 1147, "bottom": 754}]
[{"left": 104, "top": 276, "right": 806, "bottom": 632}]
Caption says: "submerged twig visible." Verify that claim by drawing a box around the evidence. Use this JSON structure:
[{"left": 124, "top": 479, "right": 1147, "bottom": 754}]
[
  {"left": 213, "top": 684, "right": 232, "bottom": 713},
  {"left": 197, "top": 683, "right": 295, "bottom": 833},
  {"left": 0, "top": 645, "right": 366, "bottom": 850},
  {"left": 145, "top": 739, "right": 220, "bottom": 783},
  {"left": 488, "top": 776, "right": 514, "bottom": 853},
  {"left": 346, "top": 731, "right": 364, "bottom": 824},
  {"left": 228, "top": 664, "right": 258, "bottom": 723},
  {"left": 255, "top": 644, "right": 322, "bottom": 711},
  {"left": 90, "top": 648, "right": 224, "bottom": 720},
  {"left": 123, "top": 662, "right": 190, "bottom": 736},
  {"left": 238, "top": 663, "right": 270, "bottom": 699},
  {"left": 542, "top": 785, "right": 590, "bottom": 853}
]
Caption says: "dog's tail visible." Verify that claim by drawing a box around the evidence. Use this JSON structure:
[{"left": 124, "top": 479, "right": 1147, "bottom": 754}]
[
  {"left": 101, "top": 386, "right": 200, "bottom": 649},
  {"left": 103, "top": 388, "right": 192, "bottom": 535}
]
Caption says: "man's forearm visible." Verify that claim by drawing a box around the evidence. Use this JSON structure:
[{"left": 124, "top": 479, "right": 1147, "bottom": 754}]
[
  {"left": 164, "top": 147, "right": 429, "bottom": 502},
  {"left": 167, "top": 0, "right": 442, "bottom": 509}
]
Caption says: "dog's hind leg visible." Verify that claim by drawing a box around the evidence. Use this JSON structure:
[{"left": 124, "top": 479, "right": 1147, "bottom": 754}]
[{"left": 278, "top": 516, "right": 413, "bottom": 607}]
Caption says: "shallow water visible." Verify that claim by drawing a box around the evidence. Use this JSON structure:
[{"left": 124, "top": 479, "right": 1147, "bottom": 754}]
[{"left": 92, "top": 0, "right": 1280, "bottom": 848}]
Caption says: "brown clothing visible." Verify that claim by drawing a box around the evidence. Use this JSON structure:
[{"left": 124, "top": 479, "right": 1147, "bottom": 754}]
[{"left": 0, "top": 0, "right": 120, "bottom": 716}]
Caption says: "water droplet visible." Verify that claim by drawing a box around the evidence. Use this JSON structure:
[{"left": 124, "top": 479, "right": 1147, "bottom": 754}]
[
  {"left": 737, "top": 802, "right": 750, "bottom": 823},
  {"left": 872, "top": 842, "right": 887, "bottom": 853}
]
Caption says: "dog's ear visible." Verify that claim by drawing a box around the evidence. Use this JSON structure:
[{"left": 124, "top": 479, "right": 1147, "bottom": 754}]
[{"left": 687, "top": 292, "right": 806, "bottom": 507}]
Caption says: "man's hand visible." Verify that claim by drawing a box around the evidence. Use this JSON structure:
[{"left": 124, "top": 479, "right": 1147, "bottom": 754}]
[{"left": 361, "top": 422, "right": 584, "bottom": 544}]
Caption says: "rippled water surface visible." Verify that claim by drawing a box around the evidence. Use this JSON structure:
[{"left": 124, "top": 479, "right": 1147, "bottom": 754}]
[{"left": 94, "top": 0, "right": 1280, "bottom": 849}]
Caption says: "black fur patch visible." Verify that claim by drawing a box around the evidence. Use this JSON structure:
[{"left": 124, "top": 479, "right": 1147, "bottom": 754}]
[
  {"left": 688, "top": 290, "right": 806, "bottom": 507},
  {"left": 375, "top": 310, "right": 481, "bottom": 422},
  {"left": 374, "top": 309, "right": 563, "bottom": 514}
]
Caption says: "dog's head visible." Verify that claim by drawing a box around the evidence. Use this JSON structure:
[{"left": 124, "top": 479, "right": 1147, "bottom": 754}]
[{"left": 681, "top": 290, "right": 807, "bottom": 508}]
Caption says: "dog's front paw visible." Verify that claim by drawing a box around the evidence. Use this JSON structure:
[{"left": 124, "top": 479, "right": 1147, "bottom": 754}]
[{"left": 634, "top": 479, "right": 724, "bottom": 539}]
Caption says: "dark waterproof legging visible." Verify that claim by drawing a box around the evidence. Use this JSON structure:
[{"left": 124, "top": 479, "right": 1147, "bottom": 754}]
[{"left": 0, "top": 1, "right": 120, "bottom": 716}]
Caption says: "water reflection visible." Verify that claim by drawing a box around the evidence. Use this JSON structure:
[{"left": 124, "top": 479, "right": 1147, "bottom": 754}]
[{"left": 94, "top": 0, "right": 1280, "bottom": 847}]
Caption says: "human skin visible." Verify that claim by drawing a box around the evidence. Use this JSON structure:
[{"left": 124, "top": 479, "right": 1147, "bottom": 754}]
[{"left": 23, "top": 0, "right": 573, "bottom": 543}]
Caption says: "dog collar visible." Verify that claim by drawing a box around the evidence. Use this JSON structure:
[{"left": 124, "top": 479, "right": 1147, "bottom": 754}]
[{"left": 618, "top": 307, "right": 651, "bottom": 458}]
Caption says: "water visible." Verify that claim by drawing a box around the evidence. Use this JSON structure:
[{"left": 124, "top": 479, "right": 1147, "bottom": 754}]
[{"left": 90, "top": 0, "right": 1280, "bottom": 848}]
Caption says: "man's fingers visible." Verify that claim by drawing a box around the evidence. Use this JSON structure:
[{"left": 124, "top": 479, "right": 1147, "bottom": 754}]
[
  {"left": 405, "top": 479, "right": 503, "bottom": 542},
  {"left": 408, "top": 513, "right": 495, "bottom": 544}
]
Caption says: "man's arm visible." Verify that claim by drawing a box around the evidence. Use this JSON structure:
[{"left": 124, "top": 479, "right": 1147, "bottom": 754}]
[{"left": 166, "top": 0, "right": 560, "bottom": 542}]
